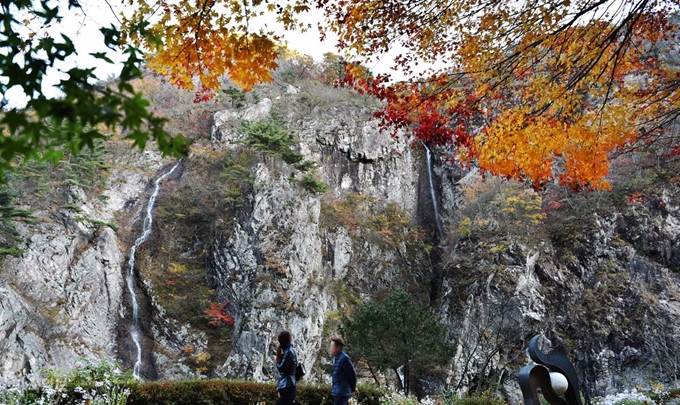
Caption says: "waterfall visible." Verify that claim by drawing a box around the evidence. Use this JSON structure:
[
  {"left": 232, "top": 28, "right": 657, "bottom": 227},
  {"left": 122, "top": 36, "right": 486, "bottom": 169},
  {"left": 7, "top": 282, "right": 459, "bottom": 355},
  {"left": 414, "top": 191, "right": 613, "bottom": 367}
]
[
  {"left": 424, "top": 144, "right": 445, "bottom": 239},
  {"left": 126, "top": 160, "right": 181, "bottom": 379}
]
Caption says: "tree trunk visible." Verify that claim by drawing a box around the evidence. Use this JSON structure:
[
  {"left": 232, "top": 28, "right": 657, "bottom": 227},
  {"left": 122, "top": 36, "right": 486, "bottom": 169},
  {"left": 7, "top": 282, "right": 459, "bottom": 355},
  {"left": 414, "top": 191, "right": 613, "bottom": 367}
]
[
  {"left": 368, "top": 363, "right": 380, "bottom": 386},
  {"left": 404, "top": 363, "right": 410, "bottom": 396}
]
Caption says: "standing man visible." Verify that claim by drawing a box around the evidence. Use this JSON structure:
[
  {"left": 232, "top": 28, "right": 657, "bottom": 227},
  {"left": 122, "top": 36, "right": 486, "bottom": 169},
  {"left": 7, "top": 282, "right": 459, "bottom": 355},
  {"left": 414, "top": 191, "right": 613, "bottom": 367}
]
[{"left": 330, "top": 337, "right": 358, "bottom": 405}]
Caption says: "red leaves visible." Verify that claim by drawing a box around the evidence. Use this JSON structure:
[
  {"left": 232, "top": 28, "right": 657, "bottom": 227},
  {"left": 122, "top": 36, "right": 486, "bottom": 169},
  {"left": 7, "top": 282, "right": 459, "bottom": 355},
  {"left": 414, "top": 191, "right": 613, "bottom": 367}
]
[
  {"left": 204, "top": 302, "right": 235, "bottom": 327},
  {"left": 120, "top": 0, "right": 680, "bottom": 191},
  {"left": 628, "top": 192, "right": 644, "bottom": 205},
  {"left": 339, "top": 62, "right": 479, "bottom": 164},
  {"left": 193, "top": 85, "right": 216, "bottom": 103}
]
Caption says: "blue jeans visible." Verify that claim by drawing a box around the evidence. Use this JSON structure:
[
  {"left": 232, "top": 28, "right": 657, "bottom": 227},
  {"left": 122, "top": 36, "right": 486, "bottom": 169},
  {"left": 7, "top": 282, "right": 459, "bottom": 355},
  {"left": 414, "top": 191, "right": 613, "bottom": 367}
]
[{"left": 334, "top": 396, "right": 350, "bottom": 405}]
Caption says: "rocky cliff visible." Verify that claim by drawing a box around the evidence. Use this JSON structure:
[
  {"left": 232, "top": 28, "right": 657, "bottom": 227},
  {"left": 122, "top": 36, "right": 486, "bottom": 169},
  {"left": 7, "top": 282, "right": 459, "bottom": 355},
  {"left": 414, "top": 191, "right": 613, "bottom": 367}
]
[{"left": 0, "top": 77, "right": 678, "bottom": 401}]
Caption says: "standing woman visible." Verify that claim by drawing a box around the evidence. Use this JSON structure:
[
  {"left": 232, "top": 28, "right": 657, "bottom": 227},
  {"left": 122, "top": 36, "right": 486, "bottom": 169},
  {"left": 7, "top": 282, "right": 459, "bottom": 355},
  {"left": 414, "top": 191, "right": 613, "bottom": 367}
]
[{"left": 276, "top": 330, "right": 298, "bottom": 405}]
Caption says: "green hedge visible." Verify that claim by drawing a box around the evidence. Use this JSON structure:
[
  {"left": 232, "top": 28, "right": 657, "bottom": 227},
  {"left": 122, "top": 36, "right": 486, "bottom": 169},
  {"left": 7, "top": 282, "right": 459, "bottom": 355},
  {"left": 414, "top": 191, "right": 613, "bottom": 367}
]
[{"left": 128, "top": 380, "right": 384, "bottom": 405}]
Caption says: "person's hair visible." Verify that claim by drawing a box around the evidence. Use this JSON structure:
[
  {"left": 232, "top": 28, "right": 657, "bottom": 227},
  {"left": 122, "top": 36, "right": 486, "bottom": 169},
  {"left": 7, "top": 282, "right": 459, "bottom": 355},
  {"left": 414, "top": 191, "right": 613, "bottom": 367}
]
[
  {"left": 331, "top": 337, "right": 345, "bottom": 349},
  {"left": 278, "top": 330, "right": 292, "bottom": 346}
]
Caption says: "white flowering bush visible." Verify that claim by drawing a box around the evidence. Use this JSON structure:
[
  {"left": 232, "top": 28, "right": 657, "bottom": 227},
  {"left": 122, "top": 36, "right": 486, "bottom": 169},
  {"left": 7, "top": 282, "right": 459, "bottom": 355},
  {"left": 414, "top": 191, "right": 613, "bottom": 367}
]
[
  {"left": 0, "top": 360, "right": 132, "bottom": 405},
  {"left": 593, "top": 389, "right": 655, "bottom": 405},
  {"left": 591, "top": 384, "right": 680, "bottom": 405},
  {"left": 378, "top": 390, "right": 438, "bottom": 405}
]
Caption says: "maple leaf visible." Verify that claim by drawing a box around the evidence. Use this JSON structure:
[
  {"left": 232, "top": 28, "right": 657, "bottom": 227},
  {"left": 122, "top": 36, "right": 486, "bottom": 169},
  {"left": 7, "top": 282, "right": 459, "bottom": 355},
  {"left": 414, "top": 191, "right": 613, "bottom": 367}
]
[{"left": 204, "top": 302, "right": 235, "bottom": 327}]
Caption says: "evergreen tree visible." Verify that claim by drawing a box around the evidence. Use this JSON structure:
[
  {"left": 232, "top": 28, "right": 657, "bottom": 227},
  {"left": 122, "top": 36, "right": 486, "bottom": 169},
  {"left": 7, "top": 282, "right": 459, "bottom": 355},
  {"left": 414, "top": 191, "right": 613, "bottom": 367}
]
[
  {"left": 340, "top": 290, "right": 454, "bottom": 396},
  {"left": 0, "top": 185, "right": 30, "bottom": 258}
]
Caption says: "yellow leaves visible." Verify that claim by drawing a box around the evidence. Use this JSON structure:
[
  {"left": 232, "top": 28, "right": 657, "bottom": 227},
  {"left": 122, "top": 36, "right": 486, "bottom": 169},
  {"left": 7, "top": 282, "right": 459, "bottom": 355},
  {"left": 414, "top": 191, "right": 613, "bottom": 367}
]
[
  {"left": 456, "top": 217, "right": 473, "bottom": 238},
  {"left": 458, "top": 19, "right": 654, "bottom": 190},
  {"left": 123, "top": 0, "right": 313, "bottom": 97},
  {"left": 475, "top": 100, "right": 638, "bottom": 191},
  {"left": 144, "top": 20, "right": 279, "bottom": 94}
]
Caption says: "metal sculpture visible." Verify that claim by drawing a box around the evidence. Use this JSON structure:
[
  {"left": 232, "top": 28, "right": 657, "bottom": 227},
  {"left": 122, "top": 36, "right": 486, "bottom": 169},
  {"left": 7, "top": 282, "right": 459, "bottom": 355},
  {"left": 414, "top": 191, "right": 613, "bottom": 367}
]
[{"left": 519, "top": 335, "right": 583, "bottom": 405}]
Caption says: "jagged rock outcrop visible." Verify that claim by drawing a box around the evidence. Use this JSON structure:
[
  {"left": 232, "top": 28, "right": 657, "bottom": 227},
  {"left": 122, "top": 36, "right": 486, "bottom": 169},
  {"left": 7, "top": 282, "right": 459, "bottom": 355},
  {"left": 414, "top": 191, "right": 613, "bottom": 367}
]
[
  {"left": 207, "top": 95, "right": 425, "bottom": 382},
  {"left": 0, "top": 222, "right": 123, "bottom": 383},
  {"left": 438, "top": 177, "right": 680, "bottom": 400}
]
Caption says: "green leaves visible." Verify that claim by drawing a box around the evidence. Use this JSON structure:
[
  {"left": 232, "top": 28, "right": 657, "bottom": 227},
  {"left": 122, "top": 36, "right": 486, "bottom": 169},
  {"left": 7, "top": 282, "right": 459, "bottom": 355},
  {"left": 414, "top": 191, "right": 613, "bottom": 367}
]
[{"left": 0, "top": 1, "right": 187, "bottom": 178}]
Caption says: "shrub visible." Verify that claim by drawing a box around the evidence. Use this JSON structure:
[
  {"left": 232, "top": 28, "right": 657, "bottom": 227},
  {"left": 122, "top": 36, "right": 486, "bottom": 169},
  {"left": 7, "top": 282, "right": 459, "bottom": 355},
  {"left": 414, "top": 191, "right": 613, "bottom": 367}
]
[
  {"left": 222, "top": 87, "right": 247, "bottom": 108},
  {"left": 299, "top": 174, "right": 329, "bottom": 194},
  {"left": 282, "top": 149, "right": 304, "bottom": 165},
  {"left": 239, "top": 113, "right": 298, "bottom": 159},
  {"left": 294, "top": 160, "right": 317, "bottom": 172},
  {"left": 444, "top": 391, "right": 508, "bottom": 405},
  {"left": 238, "top": 114, "right": 329, "bottom": 194},
  {"left": 0, "top": 185, "right": 32, "bottom": 261},
  {"left": 0, "top": 377, "right": 386, "bottom": 405},
  {"left": 0, "top": 360, "right": 135, "bottom": 405},
  {"left": 128, "top": 380, "right": 384, "bottom": 405},
  {"left": 0, "top": 246, "right": 23, "bottom": 257}
]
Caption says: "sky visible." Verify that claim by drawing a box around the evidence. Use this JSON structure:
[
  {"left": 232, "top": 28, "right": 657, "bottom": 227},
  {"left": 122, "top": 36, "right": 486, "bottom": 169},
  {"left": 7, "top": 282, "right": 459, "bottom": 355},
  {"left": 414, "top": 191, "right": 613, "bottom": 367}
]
[
  {"left": 3, "top": 0, "right": 439, "bottom": 108},
  {"left": 3, "top": 0, "right": 402, "bottom": 108},
  {"left": 4, "top": 0, "right": 126, "bottom": 107}
]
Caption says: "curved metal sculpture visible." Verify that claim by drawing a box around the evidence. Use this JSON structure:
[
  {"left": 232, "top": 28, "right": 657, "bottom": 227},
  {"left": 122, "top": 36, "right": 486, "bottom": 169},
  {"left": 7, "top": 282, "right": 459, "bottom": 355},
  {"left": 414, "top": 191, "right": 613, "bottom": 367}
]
[
  {"left": 519, "top": 364, "right": 569, "bottom": 405},
  {"left": 519, "top": 335, "right": 583, "bottom": 405}
]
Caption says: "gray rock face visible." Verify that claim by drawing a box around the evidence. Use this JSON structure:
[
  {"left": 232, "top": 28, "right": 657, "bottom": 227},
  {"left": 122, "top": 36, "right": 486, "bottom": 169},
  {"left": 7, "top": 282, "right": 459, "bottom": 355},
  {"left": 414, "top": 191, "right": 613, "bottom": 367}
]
[
  {"left": 297, "top": 109, "right": 420, "bottom": 215},
  {"left": 208, "top": 96, "right": 422, "bottom": 383},
  {"left": 0, "top": 151, "right": 193, "bottom": 384},
  {"left": 439, "top": 183, "right": 680, "bottom": 399},
  {"left": 0, "top": 219, "right": 124, "bottom": 384}
]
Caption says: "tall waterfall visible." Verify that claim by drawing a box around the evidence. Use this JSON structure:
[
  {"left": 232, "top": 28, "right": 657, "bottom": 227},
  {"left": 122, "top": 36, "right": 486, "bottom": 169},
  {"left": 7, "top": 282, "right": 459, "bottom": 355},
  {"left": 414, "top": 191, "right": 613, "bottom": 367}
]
[
  {"left": 126, "top": 161, "right": 181, "bottom": 379},
  {"left": 424, "top": 144, "right": 445, "bottom": 239}
]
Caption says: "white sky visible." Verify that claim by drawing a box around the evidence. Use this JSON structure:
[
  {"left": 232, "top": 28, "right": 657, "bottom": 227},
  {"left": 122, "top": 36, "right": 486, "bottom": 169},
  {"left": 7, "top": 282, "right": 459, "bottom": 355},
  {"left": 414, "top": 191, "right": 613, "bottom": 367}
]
[{"left": 3, "top": 1, "right": 405, "bottom": 108}]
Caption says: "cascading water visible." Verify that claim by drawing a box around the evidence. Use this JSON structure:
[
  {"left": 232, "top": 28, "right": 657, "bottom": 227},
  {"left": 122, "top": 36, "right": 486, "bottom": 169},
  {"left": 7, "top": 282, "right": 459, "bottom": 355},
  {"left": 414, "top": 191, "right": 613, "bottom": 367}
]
[
  {"left": 424, "top": 143, "right": 445, "bottom": 239},
  {"left": 126, "top": 161, "right": 181, "bottom": 379}
]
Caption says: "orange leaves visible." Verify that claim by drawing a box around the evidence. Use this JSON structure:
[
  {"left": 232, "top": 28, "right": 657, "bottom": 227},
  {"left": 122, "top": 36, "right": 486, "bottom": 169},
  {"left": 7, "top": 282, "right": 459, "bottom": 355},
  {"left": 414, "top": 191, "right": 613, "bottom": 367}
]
[
  {"left": 204, "top": 302, "right": 235, "bottom": 327},
  {"left": 123, "top": 0, "right": 313, "bottom": 98},
  {"left": 145, "top": 25, "right": 278, "bottom": 97},
  {"left": 335, "top": 4, "right": 679, "bottom": 191},
  {"left": 119, "top": 0, "right": 680, "bottom": 190},
  {"left": 476, "top": 108, "right": 636, "bottom": 190}
]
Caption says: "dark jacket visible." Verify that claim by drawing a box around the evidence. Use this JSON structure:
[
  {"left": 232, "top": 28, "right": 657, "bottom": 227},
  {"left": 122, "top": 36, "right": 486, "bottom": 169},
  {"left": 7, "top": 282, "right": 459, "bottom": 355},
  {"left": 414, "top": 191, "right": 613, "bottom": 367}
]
[
  {"left": 276, "top": 345, "right": 298, "bottom": 390},
  {"left": 331, "top": 350, "right": 357, "bottom": 397}
]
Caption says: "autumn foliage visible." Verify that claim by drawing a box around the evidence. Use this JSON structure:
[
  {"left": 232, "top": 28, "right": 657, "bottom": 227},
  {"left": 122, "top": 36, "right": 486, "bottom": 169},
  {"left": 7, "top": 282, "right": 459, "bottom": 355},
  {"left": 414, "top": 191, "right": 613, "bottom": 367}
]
[
  {"left": 204, "top": 302, "right": 235, "bottom": 327},
  {"left": 337, "top": 10, "right": 680, "bottom": 190},
  {"left": 122, "top": 0, "right": 680, "bottom": 190},
  {"left": 122, "top": 0, "right": 312, "bottom": 96}
]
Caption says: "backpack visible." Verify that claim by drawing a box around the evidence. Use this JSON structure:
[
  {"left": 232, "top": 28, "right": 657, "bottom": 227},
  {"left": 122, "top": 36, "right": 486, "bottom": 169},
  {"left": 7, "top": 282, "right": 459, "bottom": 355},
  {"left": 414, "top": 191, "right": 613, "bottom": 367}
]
[{"left": 295, "top": 362, "right": 306, "bottom": 381}]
